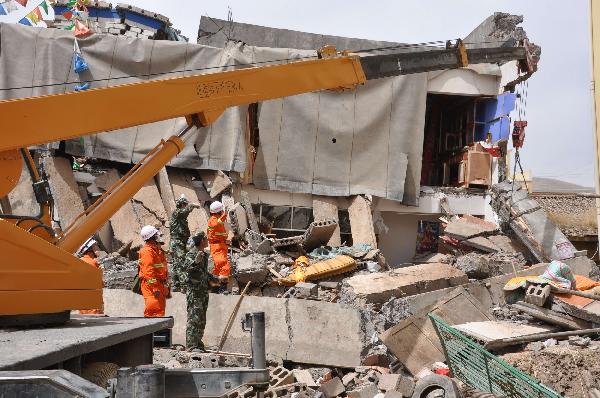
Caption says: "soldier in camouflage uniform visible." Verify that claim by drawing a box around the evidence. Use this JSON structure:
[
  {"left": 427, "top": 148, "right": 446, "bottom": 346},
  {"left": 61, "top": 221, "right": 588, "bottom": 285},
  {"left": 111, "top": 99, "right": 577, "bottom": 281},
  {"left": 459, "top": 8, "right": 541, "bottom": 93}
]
[
  {"left": 181, "top": 231, "right": 210, "bottom": 351},
  {"left": 169, "top": 195, "right": 200, "bottom": 291}
]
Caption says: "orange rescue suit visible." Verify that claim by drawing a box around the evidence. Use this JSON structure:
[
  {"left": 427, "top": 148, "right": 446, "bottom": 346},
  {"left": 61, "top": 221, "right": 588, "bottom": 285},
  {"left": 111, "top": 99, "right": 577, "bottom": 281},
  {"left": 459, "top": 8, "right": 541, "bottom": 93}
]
[
  {"left": 138, "top": 241, "right": 169, "bottom": 317},
  {"left": 207, "top": 213, "right": 231, "bottom": 277},
  {"left": 79, "top": 254, "right": 104, "bottom": 315}
]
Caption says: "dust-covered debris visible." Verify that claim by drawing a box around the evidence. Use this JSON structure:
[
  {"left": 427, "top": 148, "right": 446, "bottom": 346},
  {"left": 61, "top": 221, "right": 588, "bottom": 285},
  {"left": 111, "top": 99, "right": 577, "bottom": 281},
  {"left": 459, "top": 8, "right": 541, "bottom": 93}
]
[{"left": 502, "top": 344, "right": 600, "bottom": 398}]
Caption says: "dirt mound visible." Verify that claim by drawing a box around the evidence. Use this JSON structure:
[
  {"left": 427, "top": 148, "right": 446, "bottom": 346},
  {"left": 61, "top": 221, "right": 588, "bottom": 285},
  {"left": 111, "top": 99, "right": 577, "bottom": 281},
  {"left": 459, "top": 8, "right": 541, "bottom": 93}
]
[{"left": 501, "top": 345, "right": 600, "bottom": 397}]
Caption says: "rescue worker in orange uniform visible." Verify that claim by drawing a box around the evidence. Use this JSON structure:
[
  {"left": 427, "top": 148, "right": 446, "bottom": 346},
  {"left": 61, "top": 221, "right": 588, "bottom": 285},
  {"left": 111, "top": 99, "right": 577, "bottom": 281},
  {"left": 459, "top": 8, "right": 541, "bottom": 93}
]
[
  {"left": 138, "top": 225, "right": 170, "bottom": 317},
  {"left": 78, "top": 238, "right": 104, "bottom": 315},
  {"left": 207, "top": 201, "right": 231, "bottom": 285}
]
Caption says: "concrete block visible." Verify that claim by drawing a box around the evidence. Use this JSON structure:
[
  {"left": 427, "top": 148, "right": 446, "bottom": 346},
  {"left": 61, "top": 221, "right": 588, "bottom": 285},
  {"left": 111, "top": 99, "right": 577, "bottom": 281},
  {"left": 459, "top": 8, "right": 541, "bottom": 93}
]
[
  {"left": 265, "top": 383, "right": 309, "bottom": 398},
  {"left": 108, "top": 27, "right": 123, "bottom": 34},
  {"left": 302, "top": 219, "right": 338, "bottom": 251},
  {"left": 319, "top": 377, "right": 345, "bottom": 398},
  {"left": 43, "top": 156, "right": 85, "bottom": 229},
  {"left": 525, "top": 284, "right": 551, "bottom": 307},
  {"left": 347, "top": 383, "right": 378, "bottom": 398},
  {"left": 240, "top": 190, "right": 259, "bottom": 232},
  {"left": 199, "top": 170, "right": 232, "bottom": 198},
  {"left": 269, "top": 366, "right": 295, "bottom": 389},
  {"left": 245, "top": 230, "right": 272, "bottom": 254},
  {"left": 377, "top": 373, "right": 415, "bottom": 397},
  {"left": 169, "top": 169, "right": 209, "bottom": 235},
  {"left": 341, "top": 372, "right": 358, "bottom": 387},
  {"left": 348, "top": 195, "right": 377, "bottom": 249},
  {"left": 344, "top": 263, "right": 468, "bottom": 304},
  {"left": 377, "top": 374, "right": 409, "bottom": 393},
  {"left": 294, "top": 282, "right": 318, "bottom": 299},
  {"left": 103, "top": 289, "right": 364, "bottom": 367},
  {"left": 319, "top": 281, "right": 339, "bottom": 290},
  {"left": 235, "top": 254, "right": 269, "bottom": 284},
  {"left": 312, "top": 196, "right": 341, "bottom": 246},
  {"left": 129, "top": 26, "right": 142, "bottom": 33},
  {"left": 292, "top": 369, "right": 317, "bottom": 388}
]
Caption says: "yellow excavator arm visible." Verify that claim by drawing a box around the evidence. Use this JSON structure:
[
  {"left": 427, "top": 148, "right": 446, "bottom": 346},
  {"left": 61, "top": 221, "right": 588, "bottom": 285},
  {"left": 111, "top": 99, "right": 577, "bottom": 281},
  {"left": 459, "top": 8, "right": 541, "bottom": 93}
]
[{"left": 0, "top": 40, "right": 537, "bottom": 319}]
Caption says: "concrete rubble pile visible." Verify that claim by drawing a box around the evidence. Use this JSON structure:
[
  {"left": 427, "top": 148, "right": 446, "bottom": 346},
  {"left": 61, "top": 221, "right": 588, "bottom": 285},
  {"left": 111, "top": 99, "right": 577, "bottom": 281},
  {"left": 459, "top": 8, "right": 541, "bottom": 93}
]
[{"left": 11, "top": 147, "right": 600, "bottom": 397}]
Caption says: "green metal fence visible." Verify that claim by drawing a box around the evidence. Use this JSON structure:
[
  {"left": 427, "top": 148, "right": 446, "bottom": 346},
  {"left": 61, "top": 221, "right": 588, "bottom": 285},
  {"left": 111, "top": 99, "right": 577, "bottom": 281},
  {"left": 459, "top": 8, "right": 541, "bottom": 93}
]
[{"left": 429, "top": 314, "right": 562, "bottom": 398}]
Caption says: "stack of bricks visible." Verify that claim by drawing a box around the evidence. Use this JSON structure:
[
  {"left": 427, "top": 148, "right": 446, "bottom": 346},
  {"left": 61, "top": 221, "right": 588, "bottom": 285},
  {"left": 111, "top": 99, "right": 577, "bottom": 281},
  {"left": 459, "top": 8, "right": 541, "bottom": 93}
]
[{"left": 49, "top": 2, "right": 178, "bottom": 41}]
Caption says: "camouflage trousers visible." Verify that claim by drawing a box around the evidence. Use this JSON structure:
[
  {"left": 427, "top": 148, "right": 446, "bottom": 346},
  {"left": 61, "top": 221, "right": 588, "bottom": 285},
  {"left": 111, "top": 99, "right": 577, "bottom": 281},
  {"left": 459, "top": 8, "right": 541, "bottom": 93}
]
[
  {"left": 186, "top": 287, "right": 209, "bottom": 350},
  {"left": 170, "top": 240, "right": 187, "bottom": 291}
]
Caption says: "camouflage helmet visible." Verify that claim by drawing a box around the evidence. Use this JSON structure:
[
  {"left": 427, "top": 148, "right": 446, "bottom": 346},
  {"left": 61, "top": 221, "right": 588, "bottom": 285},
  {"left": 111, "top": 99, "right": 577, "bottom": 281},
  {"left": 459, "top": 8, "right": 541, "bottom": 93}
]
[
  {"left": 175, "top": 194, "right": 189, "bottom": 207},
  {"left": 191, "top": 231, "right": 207, "bottom": 245}
]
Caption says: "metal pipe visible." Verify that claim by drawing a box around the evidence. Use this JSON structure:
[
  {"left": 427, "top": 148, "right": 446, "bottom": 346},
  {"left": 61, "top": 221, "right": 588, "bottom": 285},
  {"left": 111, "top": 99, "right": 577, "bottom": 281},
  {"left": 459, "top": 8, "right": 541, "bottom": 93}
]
[
  {"left": 57, "top": 135, "right": 185, "bottom": 253},
  {"left": 485, "top": 326, "right": 600, "bottom": 350},
  {"left": 251, "top": 312, "right": 266, "bottom": 370}
]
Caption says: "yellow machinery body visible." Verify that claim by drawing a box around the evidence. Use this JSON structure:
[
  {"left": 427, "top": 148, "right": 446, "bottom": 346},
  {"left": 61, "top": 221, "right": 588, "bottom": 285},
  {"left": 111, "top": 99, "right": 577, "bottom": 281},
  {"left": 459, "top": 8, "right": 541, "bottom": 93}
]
[{"left": 0, "top": 54, "right": 366, "bottom": 318}]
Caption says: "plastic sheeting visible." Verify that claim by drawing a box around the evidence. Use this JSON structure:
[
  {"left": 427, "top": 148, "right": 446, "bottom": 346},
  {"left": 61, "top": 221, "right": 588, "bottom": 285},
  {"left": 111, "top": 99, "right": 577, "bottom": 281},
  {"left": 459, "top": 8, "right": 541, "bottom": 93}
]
[{"left": 0, "top": 23, "right": 427, "bottom": 204}]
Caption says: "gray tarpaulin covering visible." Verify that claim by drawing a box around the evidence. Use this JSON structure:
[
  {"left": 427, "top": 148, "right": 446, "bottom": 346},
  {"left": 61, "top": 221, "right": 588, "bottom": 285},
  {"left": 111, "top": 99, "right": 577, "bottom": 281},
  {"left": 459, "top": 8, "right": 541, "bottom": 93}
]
[{"left": 0, "top": 23, "right": 427, "bottom": 204}]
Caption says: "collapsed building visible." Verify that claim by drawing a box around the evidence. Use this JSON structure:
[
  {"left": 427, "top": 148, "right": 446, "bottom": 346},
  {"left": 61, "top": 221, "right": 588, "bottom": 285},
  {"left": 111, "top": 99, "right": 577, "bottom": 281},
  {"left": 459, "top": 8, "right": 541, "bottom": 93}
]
[{"left": 4, "top": 4, "right": 600, "bottom": 398}]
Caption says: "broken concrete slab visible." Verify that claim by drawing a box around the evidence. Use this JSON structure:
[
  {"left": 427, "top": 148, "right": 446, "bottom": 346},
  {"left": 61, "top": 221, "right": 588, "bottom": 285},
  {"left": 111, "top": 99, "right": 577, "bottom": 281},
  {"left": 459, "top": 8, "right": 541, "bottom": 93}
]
[
  {"left": 444, "top": 216, "right": 498, "bottom": 240},
  {"left": 302, "top": 219, "right": 338, "bottom": 251},
  {"left": 103, "top": 289, "right": 364, "bottom": 367},
  {"left": 487, "top": 235, "right": 521, "bottom": 253},
  {"left": 463, "top": 236, "right": 499, "bottom": 253},
  {"left": 454, "top": 321, "right": 555, "bottom": 343},
  {"left": 386, "top": 258, "right": 592, "bottom": 326},
  {"left": 312, "top": 195, "right": 341, "bottom": 246},
  {"left": 199, "top": 170, "right": 232, "bottom": 198},
  {"left": 132, "top": 178, "right": 170, "bottom": 246},
  {"left": 235, "top": 254, "right": 270, "bottom": 284},
  {"left": 510, "top": 197, "right": 541, "bottom": 217},
  {"left": 286, "top": 297, "right": 363, "bottom": 367},
  {"left": 43, "top": 156, "right": 85, "bottom": 229},
  {"left": 320, "top": 377, "right": 345, "bottom": 398},
  {"left": 169, "top": 169, "right": 209, "bottom": 235},
  {"left": 348, "top": 195, "right": 377, "bottom": 249},
  {"left": 380, "top": 287, "right": 493, "bottom": 376},
  {"left": 344, "top": 263, "right": 468, "bottom": 304},
  {"left": 511, "top": 301, "right": 592, "bottom": 330}
]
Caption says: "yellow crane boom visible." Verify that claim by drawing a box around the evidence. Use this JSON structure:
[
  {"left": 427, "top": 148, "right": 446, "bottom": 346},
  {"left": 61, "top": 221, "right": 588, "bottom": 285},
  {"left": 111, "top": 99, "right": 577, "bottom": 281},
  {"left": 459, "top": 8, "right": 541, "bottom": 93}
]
[{"left": 0, "top": 41, "right": 536, "bottom": 320}]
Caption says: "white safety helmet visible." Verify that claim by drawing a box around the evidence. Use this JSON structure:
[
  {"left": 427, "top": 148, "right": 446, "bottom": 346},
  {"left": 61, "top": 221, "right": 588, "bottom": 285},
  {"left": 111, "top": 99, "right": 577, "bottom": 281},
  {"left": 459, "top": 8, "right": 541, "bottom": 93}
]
[
  {"left": 140, "top": 225, "right": 160, "bottom": 241},
  {"left": 209, "top": 201, "right": 224, "bottom": 214},
  {"left": 77, "top": 238, "right": 97, "bottom": 256}
]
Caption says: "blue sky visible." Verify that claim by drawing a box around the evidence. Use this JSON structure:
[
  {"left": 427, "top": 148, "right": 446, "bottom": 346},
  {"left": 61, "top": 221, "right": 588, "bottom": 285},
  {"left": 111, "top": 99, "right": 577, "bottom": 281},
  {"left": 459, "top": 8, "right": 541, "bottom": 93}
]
[{"left": 128, "top": 0, "right": 595, "bottom": 187}]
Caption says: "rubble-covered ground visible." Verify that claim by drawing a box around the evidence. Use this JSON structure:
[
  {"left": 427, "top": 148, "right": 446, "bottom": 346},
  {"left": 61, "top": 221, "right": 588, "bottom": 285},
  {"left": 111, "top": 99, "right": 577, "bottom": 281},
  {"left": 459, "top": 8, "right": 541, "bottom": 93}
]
[{"left": 502, "top": 343, "right": 600, "bottom": 398}]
